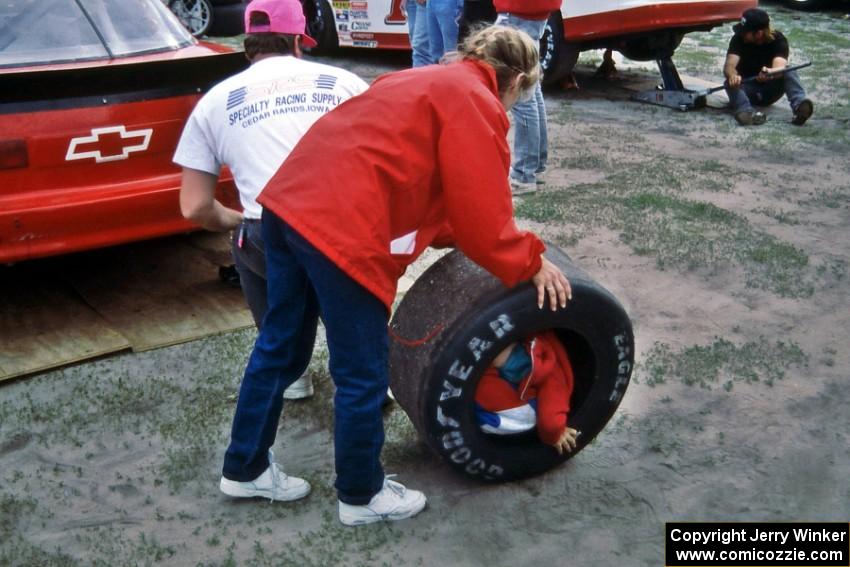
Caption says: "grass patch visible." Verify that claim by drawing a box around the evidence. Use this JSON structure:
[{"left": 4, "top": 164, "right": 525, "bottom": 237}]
[
  {"left": 639, "top": 337, "right": 808, "bottom": 390},
  {"left": 516, "top": 173, "right": 813, "bottom": 296},
  {"left": 237, "top": 511, "right": 425, "bottom": 567},
  {"left": 0, "top": 534, "right": 79, "bottom": 567},
  {"left": 752, "top": 207, "right": 802, "bottom": 225},
  {"left": 797, "top": 186, "right": 849, "bottom": 209}
]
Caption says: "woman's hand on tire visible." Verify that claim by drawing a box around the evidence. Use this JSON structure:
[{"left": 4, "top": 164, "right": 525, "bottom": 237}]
[{"left": 532, "top": 256, "right": 572, "bottom": 311}]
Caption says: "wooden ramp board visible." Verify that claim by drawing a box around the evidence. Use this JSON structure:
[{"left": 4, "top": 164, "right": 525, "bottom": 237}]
[
  {"left": 64, "top": 233, "right": 254, "bottom": 352},
  {"left": 0, "top": 232, "right": 253, "bottom": 381},
  {"left": 0, "top": 266, "right": 130, "bottom": 382}
]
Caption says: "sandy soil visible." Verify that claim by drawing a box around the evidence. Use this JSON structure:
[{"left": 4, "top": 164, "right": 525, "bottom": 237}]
[{"left": 1, "top": 6, "right": 848, "bottom": 566}]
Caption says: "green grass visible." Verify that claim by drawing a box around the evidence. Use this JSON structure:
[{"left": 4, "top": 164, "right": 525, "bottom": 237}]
[
  {"left": 516, "top": 168, "right": 814, "bottom": 297},
  {"left": 639, "top": 337, "right": 808, "bottom": 390}
]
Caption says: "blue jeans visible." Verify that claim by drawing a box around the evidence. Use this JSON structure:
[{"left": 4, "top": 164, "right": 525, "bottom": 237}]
[
  {"left": 496, "top": 14, "right": 548, "bottom": 184},
  {"left": 725, "top": 70, "right": 808, "bottom": 114},
  {"left": 406, "top": 0, "right": 431, "bottom": 67},
  {"left": 426, "top": 0, "right": 462, "bottom": 62},
  {"left": 222, "top": 210, "right": 388, "bottom": 505},
  {"left": 231, "top": 219, "right": 267, "bottom": 329}
]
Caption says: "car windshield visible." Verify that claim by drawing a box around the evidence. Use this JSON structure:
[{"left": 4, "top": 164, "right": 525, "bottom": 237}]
[{"left": 0, "top": 0, "right": 195, "bottom": 68}]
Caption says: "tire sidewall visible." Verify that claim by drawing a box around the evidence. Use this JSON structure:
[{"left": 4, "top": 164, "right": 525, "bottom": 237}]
[
  {"left": 169, "top": 0, "right": 214, "bottom": 37},
  {"left": 539, "top": 12, "right": 562, "bottom": 82}
]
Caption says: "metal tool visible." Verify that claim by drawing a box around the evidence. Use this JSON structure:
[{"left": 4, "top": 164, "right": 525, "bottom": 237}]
[{"left": 632, "top": 59, "right": 812, "bottom": 112}]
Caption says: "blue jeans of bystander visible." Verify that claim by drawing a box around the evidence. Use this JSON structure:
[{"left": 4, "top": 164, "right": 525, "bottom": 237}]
[
  {"left": 725, "top": 70, "right": 808, "bottom": 114},
  {"left": 495, "top": 13, "right": 548, "bottom": 184},
  {"left": 231, "top": 219, "right": 267, "bottom": 328},
  {"left": 426, "top": 0, "right": 462, "bottom": 62},
  {"left": 406, "top": 0, "right": 431, "bottom": 67}
]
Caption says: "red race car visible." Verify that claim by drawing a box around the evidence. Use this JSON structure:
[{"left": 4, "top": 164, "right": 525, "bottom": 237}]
[{"left": 0, "top": 0, "right": 248, "bottom": 264}]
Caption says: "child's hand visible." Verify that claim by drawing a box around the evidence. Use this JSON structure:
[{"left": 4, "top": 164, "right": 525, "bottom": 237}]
[{"left": 552, "top": 427, "right": 579, "bottom": 455}]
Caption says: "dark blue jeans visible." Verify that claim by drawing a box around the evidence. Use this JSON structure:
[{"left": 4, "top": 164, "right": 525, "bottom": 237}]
[
  {"left": 222, "top": 210, "right": 388, "bottom": 505},
  {"left": 231, "top": 219, "right": 267, "bottom": 329},
  {"left": 725, "top": 70, "right": 807, "bottom": 113}
]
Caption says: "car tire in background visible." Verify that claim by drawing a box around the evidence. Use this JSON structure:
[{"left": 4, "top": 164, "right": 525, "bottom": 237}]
[
  {"left": 781, "top": 0, "right": 825, "bottom": 9},
  {"left": 169, "top": 0, "right": 215, "bottom": 37},
  {"left": 305, "top": 0, "right": 339, "bottom": 53},
  {"left": 389, "top": 246, "right": 634, "bottom": 481},
  {"left": 618, "top": 30, "right": 684, "bottom": 61},
  {"left": 539, "top": 11, "right": 580, "bottom": 86}
]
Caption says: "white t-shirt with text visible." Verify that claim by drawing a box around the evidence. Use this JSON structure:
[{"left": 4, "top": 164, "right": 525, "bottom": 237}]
[{"left": 174, "top": 55, "right": 369, "bottom": 219}]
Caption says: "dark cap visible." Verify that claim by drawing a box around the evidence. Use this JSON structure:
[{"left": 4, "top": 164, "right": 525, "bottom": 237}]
[{"left": 733, "top": 8, "right": 770, "bottom": 35}]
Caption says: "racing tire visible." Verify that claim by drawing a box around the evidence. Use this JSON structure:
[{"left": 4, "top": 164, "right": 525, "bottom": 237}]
[
  {"left": 619, "top": 31, "right": 684, "bottom": 62},
  {"left": 781, "top": 0, "right": 825, "bottom": 9},
  {"left": 305, "top": 0, "right": 339, "bottom": 53},
  {"left": 169, "top": 0, "right": 214, "bottom": 37},
  {"left": 389, "top": 246, "right": 634, "bottom": 482},
  {"left": 539, "top": 12, "right": 580, "bottom": 86}
]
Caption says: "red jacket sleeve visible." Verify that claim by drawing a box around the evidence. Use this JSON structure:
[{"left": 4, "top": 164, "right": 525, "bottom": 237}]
[
  {"left": 430, "top": 220, "right": 455, "bottom": 249},
  {"left": 530, "top": 333, "right": 575, "bottom": 445},
  {"left": 436, "top": 92, "right": 544, "bottom": 287}
]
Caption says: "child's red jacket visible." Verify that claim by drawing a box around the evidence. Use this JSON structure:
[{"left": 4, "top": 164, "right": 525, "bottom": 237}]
[{"left": 475, "top": 331, "right": 575, "bottom": 445}]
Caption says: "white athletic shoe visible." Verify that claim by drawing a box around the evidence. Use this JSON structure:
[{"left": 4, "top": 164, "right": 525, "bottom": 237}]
[
  {"left": 338, "top": 477, "right": 427, "bottom": 526},
  {"left": 220, "top": 451, "right": 310, "bottom": 502},
  {"left": 510, "top": 179, "right": 537, "bottom": 196},
  {"left": 283, "top": 375, "right": 314, "bottom": 400}
]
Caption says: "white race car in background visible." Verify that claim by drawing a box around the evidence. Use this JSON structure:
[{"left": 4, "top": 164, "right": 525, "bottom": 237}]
[{"left": 302, "top": 0, "right": 755, "bottom": 84}]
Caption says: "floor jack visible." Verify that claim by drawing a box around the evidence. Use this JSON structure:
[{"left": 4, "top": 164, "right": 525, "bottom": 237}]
[{"left": 632, "top": 58, "right": 812, "bottom": 112}]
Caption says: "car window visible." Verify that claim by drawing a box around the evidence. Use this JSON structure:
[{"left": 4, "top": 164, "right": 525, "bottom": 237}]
[
  {"left": 0, "top": 0, "right": 194, "bottom": 68},
  {"left": 79, "top": 0, "right": 194, "bottom": 57}
]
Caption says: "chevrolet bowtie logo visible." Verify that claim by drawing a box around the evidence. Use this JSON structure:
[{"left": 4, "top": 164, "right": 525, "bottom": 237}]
[{"left": 65, "top": 125, "right": 153, "bottom": 163}]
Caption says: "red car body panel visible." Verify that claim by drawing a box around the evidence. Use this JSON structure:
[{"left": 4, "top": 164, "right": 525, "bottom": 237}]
[
  {"left": 563, "top": 0, "right": 756, "bottom": 38},
  {"left": 0, "top": 47, "right": 246, "bottom": 264},
  {"left": 328, "top": 0, "right": 755, "bottom": 49},
  {"left": 0, "top": 95, "right": 238, "bottom": 263}
]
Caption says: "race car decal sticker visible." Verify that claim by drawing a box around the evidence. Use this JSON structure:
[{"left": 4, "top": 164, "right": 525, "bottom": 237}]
[
  {"left": 315, "top": 74, "right": 338, "bottom": 89},
  {"left": 384, "top": 0, "right": 405, "bottom": 24},
  {"left": 65, "top": 126, "right": 152, "bottom": 164}
]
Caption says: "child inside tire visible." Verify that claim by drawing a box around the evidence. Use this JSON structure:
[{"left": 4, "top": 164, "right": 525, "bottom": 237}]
[{"left": 474, "top": 331, "right": 579, "bottom": 454}]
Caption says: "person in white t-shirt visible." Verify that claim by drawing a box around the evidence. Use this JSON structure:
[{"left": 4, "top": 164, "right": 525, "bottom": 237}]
[{"left": 173, "top": 0, "right": 368, "bottom": 408}]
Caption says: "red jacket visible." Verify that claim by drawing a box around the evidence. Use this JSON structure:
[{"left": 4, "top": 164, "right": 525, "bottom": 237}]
[
  {"left": 475, "top": 332, "right": 575, "bottom": 445},
  {"left": 258, "top": 61, "right": 544, "bottom": 311},
  {"left": 494, "top": 0, "right": 560, "bottom": 21}
]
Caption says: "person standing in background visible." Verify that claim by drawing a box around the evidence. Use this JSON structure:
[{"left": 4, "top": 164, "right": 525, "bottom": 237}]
[
  {"left": 406, "top": 0, "right": 432, "bottom": 66},
  {"left": 494, "top": 0, "right": 560, "bottom": 195},
  {"left": 426, "top": 0, "right": 462, "bottom": 62}
]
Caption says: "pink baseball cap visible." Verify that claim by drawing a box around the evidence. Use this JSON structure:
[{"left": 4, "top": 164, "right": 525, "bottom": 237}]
[{"left": 244, "top": 0, "right": 318, "bottom": 48}]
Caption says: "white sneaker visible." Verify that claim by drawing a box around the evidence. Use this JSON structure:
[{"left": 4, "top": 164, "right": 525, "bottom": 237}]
[
  {"left": 510, "top": 179, "right": 537, "bottom": 196},
  {"left": 283, "top": 375, "right": 314, "bottom": 400},
  {"left": 338, "top": 477, "right": 427, "bottom": 526},
  {"left": 220, "top": 451, "right": 310, "bottom": 502}
]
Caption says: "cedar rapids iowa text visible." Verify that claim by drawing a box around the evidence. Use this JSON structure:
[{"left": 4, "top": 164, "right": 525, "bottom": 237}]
[{"left": 670, "top": 527, "right": 848, "bottom": 546}]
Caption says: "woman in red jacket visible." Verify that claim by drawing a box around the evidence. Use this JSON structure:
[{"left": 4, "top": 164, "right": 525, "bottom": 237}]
[{"left": 220, "top": 25, "right": 572, "bottom": 526}]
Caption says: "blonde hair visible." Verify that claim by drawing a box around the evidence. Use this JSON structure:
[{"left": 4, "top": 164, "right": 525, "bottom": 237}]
[{"left": 458, "top": 24, "right": 541, "bottom": 97}]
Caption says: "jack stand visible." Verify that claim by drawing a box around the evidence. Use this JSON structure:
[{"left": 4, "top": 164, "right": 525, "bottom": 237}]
[{"left": 632, "top": 56, "right": 707, "bottom": 111}]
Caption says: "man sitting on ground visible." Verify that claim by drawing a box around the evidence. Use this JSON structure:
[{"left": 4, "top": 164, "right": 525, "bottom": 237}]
[{"left": 723, "top": 8, "right": 813, "bottom": 127}]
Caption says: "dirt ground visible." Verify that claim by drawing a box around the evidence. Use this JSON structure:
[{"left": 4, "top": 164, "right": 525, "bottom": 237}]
[{"left": 1, "top": 4, "right": 848, "bottom": 566}]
